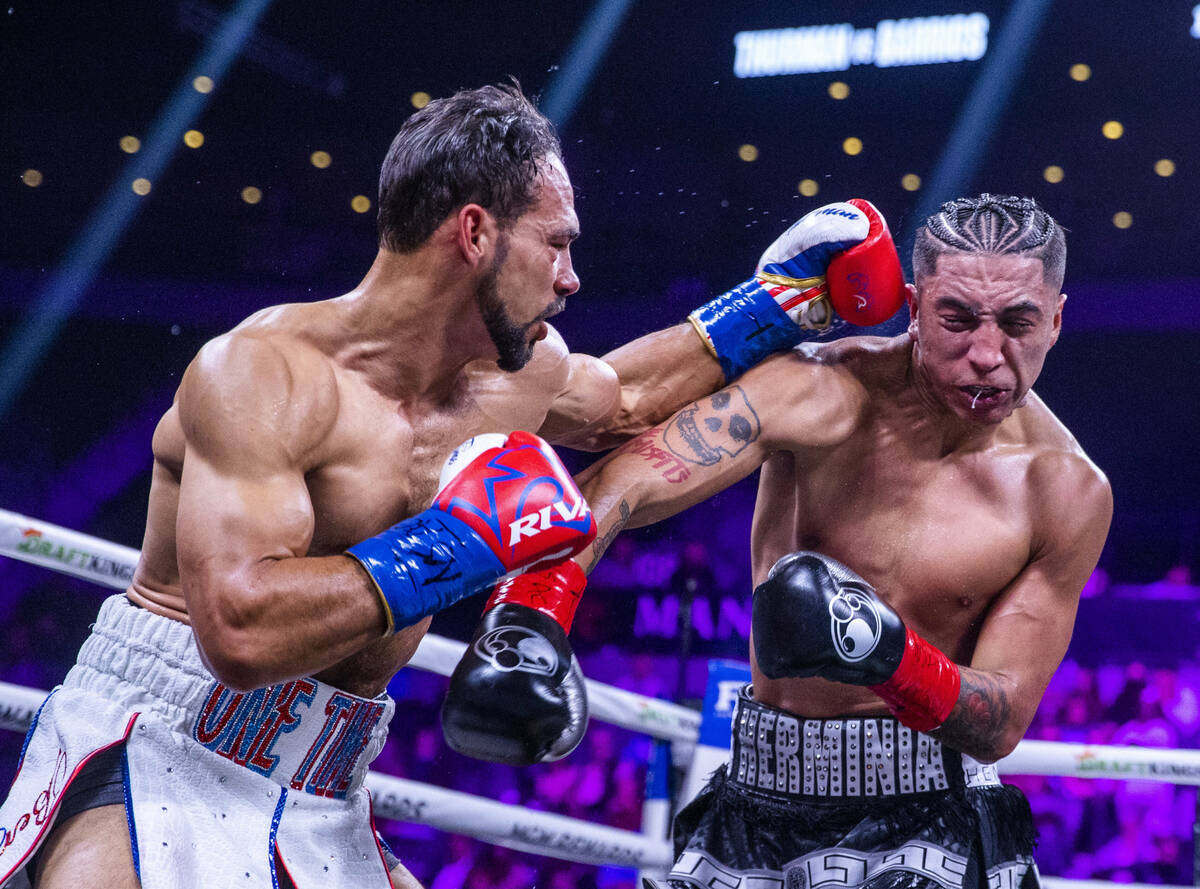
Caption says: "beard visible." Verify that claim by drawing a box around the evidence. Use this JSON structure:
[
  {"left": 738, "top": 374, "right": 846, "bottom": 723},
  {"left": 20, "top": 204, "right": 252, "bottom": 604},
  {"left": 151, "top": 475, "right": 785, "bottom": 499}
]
[{"left": 476, "top": 269, "right": 537, "bottom": 373}]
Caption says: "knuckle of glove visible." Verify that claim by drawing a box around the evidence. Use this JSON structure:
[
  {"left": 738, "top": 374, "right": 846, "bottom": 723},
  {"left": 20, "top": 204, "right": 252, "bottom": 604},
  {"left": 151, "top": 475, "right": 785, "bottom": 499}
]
[
  {"left": 826, "top": 200, "right": 905, "bottom": 326},
  {"left": 442, "top": 604, "right": 584, "bottom": 765},
  {"left": 754, "top": 551, "right": 901, "bottom": 686}
]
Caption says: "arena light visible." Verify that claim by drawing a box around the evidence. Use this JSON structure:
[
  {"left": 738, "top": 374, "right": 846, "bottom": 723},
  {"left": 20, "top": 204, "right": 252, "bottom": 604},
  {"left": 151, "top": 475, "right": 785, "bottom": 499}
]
[
  {"left": 542, "top": 0, "right": 636, "bottom": 130},
  {"left": 0, "top": 0, "right": 276, "bottom": 422},
  {"left": 732, "top": 12, "right": 989, "bottom": 77},
  {"left": 1192, "top": 4, "right": 1200, "bottom": 38}
]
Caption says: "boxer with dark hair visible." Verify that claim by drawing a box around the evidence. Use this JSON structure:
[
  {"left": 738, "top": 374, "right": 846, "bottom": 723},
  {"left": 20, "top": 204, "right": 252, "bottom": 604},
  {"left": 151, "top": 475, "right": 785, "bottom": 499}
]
[
  {"left": 0, "top": 79, "right": 904, "bottom": 889},
  {"left": 579, "top": 194, "right": 1112, "bottom": 889}
]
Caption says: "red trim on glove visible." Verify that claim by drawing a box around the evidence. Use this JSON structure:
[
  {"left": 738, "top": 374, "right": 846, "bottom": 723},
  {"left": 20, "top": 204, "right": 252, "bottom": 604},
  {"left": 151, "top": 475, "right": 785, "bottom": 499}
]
[
  {"left": 868, "top": 626, "right": 961, "bottom": 733},
  {"left": 484, "top": 561, "right": 587, "bottom": 632}
]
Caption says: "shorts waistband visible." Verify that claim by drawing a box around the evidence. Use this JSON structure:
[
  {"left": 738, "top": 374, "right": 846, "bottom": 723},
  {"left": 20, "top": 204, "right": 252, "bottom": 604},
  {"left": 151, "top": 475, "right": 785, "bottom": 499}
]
[
  {"left": 730, "top": 686, "right": 999, "bottom": 800},
  {"left": 66, "top": 594, "right": 394, "bottom": 800}
]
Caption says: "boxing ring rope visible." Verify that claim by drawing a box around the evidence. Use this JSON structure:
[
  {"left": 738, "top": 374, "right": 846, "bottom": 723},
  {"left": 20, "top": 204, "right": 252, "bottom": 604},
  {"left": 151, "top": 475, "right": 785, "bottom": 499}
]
[{"left": 1, "top": 508, "right": 1198, "bottom": 884}]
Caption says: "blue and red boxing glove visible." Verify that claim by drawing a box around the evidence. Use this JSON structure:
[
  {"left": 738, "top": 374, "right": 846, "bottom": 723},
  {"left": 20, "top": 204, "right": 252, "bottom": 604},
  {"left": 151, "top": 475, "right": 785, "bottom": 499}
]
[
  {"left": 689, "top": 199, "right": 906, "bottom": 381},
  {"left": 752, "top": 551, "right": 961, "bottom": 733},
  {"left": 346, "top": 432, "right": 596, "bottom": 635}
]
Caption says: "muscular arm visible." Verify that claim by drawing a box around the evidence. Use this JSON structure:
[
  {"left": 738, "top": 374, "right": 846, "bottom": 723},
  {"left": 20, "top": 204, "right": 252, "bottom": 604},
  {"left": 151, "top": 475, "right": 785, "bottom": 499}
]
[
  {"left": 576, "top": 351, "right": 864, "bottom": 571},
  {"left": 539, "top": 323, "right": 725, "bottom": 451},
  {"left": 175, "top": 335, "right": 388, "bottom": 690},
  {"left": 931, "top": 454, "right": 1113, "bottom": 761}
]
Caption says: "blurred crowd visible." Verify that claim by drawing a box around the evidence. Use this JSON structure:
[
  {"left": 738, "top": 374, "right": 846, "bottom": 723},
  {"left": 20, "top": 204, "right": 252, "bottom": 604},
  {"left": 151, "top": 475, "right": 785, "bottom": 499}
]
[{"left": 1010, "top": 658, "right": 1200, "bottom": 884}]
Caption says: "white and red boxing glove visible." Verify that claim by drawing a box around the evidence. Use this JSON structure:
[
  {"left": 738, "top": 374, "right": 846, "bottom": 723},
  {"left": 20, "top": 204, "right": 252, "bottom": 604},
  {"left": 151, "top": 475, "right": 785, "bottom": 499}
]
[
  {"left": 442, "top": 561, "right": 589, "bottom": 764},
  {"left": 689, "top": 199, "right": 905, "bottom": 381},
  {"left": 347, "top": 432, "right": 595, "bottom": 634}
]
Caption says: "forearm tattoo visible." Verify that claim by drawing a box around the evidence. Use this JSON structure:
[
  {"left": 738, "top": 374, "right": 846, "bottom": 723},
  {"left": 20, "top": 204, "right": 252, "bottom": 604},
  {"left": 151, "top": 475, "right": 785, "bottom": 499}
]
[
  {"left": 585, "top": 499, "right": 631, "bottom": 573},
  {"left": 664, "top": 386, "right": 761, "bottom": 466},
  {"left": 624, "top": 434, "right": 692, "bottom": 483},
  {"left": 932, "top": 667, "right": 1012, "bottom": 760}
]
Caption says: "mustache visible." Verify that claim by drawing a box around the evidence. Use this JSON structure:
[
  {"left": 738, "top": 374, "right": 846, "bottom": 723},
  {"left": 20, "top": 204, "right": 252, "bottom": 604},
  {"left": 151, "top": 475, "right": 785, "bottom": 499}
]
[{"left": 534, "top": 297, "right": 567, "bottom": 324}]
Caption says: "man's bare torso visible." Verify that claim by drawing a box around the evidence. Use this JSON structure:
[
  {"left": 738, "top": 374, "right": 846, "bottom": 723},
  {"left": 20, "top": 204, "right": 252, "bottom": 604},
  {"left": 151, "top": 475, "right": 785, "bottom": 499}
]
[
  {"left": 749, "top": 337, "right": 1091, "bottom": 717},
  {"left": 128, "top": 301, "right": 570, "bottom": 697}
]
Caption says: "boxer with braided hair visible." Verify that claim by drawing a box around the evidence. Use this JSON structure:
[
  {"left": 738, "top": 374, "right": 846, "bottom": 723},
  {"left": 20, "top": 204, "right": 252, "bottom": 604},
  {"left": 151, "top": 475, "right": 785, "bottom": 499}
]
[
  {"left": 580, "top": 194, "right": 1111, "bottom": 889},
  {"left": 914, "top": 193, "right": 1065, "bottom": 286}
]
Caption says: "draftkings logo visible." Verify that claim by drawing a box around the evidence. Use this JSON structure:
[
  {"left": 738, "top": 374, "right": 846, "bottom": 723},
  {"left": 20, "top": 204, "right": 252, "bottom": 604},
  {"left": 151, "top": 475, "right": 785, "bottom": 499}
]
[{"left": 9, "top": 528, "right": 134, "bottom": 585}]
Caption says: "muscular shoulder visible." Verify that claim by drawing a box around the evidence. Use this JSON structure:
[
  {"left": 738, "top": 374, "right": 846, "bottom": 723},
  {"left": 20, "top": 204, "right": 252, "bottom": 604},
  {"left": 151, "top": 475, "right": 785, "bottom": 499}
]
[
  {"left": 511, "top": 322, "right": 573, "bottom": 392},
  {"left": 179, "top": 318, "right": 339, "bottom": 465},
  {"left": 734, "top": 335, "right": 890, "bottom": 448},
  {"left": 1016, "top": 396, "right": 1113, "bottom": 552}
]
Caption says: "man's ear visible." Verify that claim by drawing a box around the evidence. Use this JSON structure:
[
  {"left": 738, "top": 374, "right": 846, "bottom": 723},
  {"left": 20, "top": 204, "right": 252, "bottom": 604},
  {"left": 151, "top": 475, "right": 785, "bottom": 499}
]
[
  {"left": 454, "top": 204, "right": 498, "bottom": 268},
  {"left": 905, "top": 282, "right": 919, "bottom": 337},
  {"left": 1048, "top": 292, "right": 1066, "bottom": 348}
]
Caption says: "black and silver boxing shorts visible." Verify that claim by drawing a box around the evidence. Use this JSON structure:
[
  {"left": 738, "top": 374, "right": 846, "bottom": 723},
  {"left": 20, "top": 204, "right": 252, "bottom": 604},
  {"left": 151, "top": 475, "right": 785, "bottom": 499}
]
[{"left": 647, "top": 686, "right": 1040, "bottom": 889}]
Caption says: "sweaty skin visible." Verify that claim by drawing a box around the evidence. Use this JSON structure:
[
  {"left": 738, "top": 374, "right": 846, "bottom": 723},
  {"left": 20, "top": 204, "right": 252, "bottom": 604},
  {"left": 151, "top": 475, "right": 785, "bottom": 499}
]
[
  {"left": 578, "top": 251, "right": 1112, "bottom": 763},
  {"left": 37, "top": 155, "right": 726, "bottom": 889},
  {"left": 125, "top": 159, "right": 722, "bottom": 700}
]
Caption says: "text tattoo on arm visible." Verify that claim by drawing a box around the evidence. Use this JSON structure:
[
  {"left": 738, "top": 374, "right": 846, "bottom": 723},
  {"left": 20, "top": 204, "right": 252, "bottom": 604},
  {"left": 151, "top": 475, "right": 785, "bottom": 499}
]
[
  {"left": 664, "top": 386, "right": 762, "bottom": 467},
  {"left": 585, "top": 500, "right": 631, "bottom": 572},
  {"left": 624, "top": 435, "right": 692, "bottom": 483},
  {"left": 933, "top": 667, "right": 1012, "bottom": 759}
]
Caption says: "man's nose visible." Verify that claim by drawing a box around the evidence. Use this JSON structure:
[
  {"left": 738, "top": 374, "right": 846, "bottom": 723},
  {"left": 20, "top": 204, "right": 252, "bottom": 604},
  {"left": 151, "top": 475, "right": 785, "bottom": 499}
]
[
  {"left": 555, "top": 256, "right": 580, "bottom": 297},
  {"left": 966, "top": 325, "right": 1005, "bottom": 373}
]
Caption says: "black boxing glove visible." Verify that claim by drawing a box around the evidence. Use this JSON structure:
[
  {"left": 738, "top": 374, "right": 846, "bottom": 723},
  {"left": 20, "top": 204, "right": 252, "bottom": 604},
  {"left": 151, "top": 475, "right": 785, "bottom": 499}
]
[
  {"left": 441, "top": 561, "right": 588, "bottom": 765},
  {"left": 753, "top": 551, "right": 960, "bottom": 732}
]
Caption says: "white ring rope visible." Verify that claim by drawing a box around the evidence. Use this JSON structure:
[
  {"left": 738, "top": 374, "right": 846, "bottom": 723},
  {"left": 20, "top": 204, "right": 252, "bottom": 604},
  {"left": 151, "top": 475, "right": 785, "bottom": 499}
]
[
  {"left": 0, "top": 507, "right": 700, "bottom": 747},
  {"left": 2, "top": 507, "right": 1199, "bottom": 880},
  {"left": 2, "top": 507, "right": 1198, "bottom": 784}
]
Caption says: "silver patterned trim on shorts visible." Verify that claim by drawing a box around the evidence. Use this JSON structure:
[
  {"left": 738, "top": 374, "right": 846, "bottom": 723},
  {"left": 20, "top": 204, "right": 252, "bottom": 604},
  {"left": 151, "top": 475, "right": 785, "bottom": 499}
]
[{"left": 730, "top": 686, "right": 999, "bottom": 799}]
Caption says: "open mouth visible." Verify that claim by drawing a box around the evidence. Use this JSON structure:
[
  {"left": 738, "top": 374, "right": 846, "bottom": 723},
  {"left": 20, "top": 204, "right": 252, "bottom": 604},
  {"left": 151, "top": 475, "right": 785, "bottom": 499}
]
[{"left": 962, "top": 385, "right": 1006, "bottom": 409}]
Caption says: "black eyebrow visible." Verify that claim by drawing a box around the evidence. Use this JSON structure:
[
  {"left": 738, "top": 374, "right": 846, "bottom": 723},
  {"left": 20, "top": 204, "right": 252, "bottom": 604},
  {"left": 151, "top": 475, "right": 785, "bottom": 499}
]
[
  {"left": 933, "top": 296, "right": 1043, "bottom": 318},
  {"left": 934, "top": 296, "right": 977, "bottom": 315},
  {"left": 998, "top": 301, "right": 1043, "bottom": 318}
]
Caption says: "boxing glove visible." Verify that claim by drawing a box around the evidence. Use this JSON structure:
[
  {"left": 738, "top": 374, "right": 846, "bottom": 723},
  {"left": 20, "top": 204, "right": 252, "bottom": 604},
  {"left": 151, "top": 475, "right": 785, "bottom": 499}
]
[
  {"left": 689, "top": 199, "right": 905, "bottom": 381},
  {"left": 347, "top": 432, "right": 595, "bottom": 634},
  {"left": 442, "top": 561, "right": 588, "bottom": 765},
  {"left": 752, "top": 551, "right": 961, "bottom": 732}
]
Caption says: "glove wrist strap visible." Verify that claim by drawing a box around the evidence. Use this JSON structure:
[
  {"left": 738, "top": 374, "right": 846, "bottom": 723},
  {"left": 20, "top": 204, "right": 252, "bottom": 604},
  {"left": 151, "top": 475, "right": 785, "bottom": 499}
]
[
  {"left": 688, "top": 278, "right": 823, "bottom": 381},
  {"left": 347, "top": 512, "right": 506, "bottom": 636},
  {"left": 484, "top": 561, "right": 587, "bottom": 632},
  {"left": 868, "top": 627, "right": 961, "bottom": 732}
]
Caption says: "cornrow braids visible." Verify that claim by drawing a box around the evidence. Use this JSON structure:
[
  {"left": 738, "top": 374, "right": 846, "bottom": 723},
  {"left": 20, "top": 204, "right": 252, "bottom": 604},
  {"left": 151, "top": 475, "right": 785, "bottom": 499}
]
[{"left": 913, "top": 193, "right": 1066, "bottom": 288}]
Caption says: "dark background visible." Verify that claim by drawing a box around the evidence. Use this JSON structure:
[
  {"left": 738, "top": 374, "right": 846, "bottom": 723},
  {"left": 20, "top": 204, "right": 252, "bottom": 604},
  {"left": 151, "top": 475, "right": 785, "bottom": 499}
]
[{"left": 1, "top": 1, "right": 1198, "bottom": 884}]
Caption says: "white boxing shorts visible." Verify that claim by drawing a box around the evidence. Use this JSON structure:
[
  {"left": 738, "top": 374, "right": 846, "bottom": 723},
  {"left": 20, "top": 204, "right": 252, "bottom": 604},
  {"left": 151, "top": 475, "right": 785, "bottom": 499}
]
[{"left": 0, "top": 595, "right": 396, "bottom": 888}]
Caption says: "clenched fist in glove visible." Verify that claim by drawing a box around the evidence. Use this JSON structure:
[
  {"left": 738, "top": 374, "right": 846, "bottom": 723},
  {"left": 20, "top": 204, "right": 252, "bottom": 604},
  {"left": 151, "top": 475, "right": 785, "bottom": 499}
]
[
  {"left": 346, "top": 432, "right": 595, "bottom": 634},
  {"left": 442, "top": 561, "right": 588, "bottom": 765},
  {"left": 689, "top": 199, "right": 905, "bottom": 381},
  {"left": 753, "top": 551, "right": 961, "bottom": 733}
]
